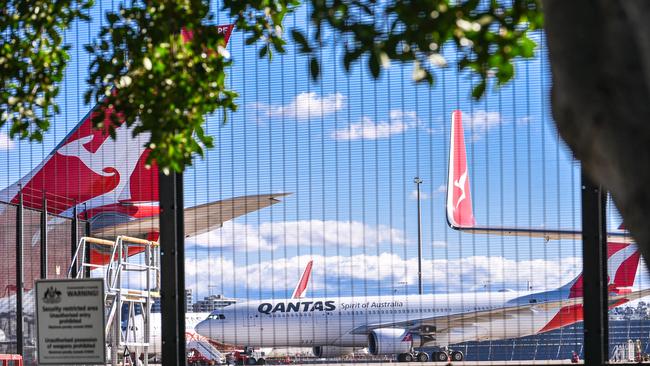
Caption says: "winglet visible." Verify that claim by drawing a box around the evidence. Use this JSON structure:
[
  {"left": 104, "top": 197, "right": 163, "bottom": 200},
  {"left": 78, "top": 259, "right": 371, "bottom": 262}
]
[
  {"left": 291, "top": 259, "right": 313, "bottom": 299},
  {"left": 446, "top": 110, "right": 476, "bottom": 228}
]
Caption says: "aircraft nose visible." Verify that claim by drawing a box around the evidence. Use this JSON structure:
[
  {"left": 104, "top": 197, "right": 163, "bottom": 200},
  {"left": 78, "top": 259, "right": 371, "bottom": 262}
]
[{"left": 194, "top": 319, "right": 210, "bottom": 337}]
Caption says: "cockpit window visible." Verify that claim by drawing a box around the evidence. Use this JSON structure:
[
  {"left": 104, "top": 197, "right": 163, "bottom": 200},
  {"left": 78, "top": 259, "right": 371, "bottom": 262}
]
[{"left": 208, "top": 314, "right": 226, "bottom": 320}]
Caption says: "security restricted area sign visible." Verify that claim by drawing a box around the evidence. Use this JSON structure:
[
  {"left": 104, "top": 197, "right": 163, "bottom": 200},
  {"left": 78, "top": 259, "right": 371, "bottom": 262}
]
[{"left": 36, "top": 278, "right": 106, "bottom": 365}]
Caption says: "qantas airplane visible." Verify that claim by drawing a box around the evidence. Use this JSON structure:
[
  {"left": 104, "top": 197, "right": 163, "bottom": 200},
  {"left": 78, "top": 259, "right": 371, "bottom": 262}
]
[
  {"left": 0, "top": 24, "right": 291, "bottom": 299},
  {"left": 124, "top": 259, "right": 314, "bottom": 362},
  {"left": 0, "top": 24, "right": 294, "bottom": 352},
  {"left": 194, "top": 111, "right": 649, "bottom": 363}
]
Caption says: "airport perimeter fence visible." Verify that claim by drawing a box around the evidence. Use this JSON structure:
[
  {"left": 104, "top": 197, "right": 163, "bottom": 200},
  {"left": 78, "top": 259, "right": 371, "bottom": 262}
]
[
  {"left": 0, "top": 193, "right": 89, "bottom": 364},
  {"left": 1, "top": 1, "right": 649, "bottom": 365}
]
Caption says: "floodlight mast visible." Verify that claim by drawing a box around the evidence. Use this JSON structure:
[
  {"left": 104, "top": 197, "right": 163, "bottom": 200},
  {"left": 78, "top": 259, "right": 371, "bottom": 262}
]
[{"left": 414, "top": 177, "right": 423, "bottom": 295}]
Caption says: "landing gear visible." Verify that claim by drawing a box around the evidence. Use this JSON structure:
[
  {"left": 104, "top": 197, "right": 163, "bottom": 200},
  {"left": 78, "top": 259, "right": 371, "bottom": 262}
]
[
  {"left": 433, "top": 351, "right": 448, "bottom": 362},
  {"left": 397, "top": 349, "right": 461, "bottom": 362},
  {"left": 397, "top": 351, "right": 430, "bottom": 362},
  {"left": 416, "top": 352, "right": 429, "bottom": 362},
  {"left": 450, "top": 351, "right": 464, "bottom": 361}
]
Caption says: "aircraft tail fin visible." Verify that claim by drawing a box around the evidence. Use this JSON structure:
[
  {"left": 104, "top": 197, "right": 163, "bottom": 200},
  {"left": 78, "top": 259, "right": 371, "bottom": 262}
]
[
  {"left": 0, "top": 24, "right": 238, "bottom": 216},
  {"left": 566, "top": 243, "right": 641, "bottom": 298},
  {"left": 446, "top": 110, "right": 476, "bottom": 228},
  {"left": 444, "top": 110, "right": 633, "bottom": 243},
  {"left": 291, "top": 259, "right": 313, "bottom": 299}
]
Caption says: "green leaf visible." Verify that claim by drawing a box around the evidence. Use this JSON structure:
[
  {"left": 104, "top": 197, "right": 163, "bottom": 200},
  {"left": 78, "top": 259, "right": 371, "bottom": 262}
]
[
  {"left": 472, "top": 79, "right": 487, "bottom": 99},
  {"left": 291, "top": 29, "right": 311, "bottom": 52},
  {"left": 369, "top": 52, "right": 380, "bottom": 78},
  {"left": 310, "top": 57, "right": 320, "bottom": 81},
  {"left": 259, "top": 45, "right": 269, "bottom": 58},
  {"left": 106, "top": 12, "right": 119, "bottom": 24}
]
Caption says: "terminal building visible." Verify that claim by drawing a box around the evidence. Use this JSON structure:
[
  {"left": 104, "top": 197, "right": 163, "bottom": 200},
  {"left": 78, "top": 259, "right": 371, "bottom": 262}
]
[{"left": 192, "top": 294, "right": 238, "bottom": 313}]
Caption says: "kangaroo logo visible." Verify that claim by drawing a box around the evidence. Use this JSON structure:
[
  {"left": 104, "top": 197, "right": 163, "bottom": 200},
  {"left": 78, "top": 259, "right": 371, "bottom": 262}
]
[
  {"left": 607, "top": 244, "right": 638, "bottom": 287},
  {"left": 454, "top": 169, "right": 468, "bottom": 209},
  {"left": 58, "top": 135, "right": 116, "bottom": 177},
  {"left": 57, "top": 123, "right": 150, "bottom": 204}
]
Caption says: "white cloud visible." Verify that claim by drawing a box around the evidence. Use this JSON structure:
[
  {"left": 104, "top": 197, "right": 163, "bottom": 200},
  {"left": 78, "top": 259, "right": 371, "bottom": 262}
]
[
  {"left": 432, "top": 240, "right": 447, "bottom": 248},
  {"left": 517, "top": 116, "right": 533, "bottom": 125},
  {"left": 0, "top": 133, "right": 14, "bottom": 150},
  {"left": 465, "top": 110, "right": 503, "bottom": 140},
  {"left": 259, "top": 220, "right": 407, "bottom": 247},
  {"left": 187, "top": 220, "right": 407, "bottom": 251},
  {"left": 186, "top": 222, "right": 275, "bottom": 251},
  {"left": 409, "top": 189, "right": 430, "bottom": 200},
  {"left": 183, "top": 253, "right": 584, "bottom": 297},
  {"left": 254, "top": 92, "right": 345, "bottom": 120},
  {"left": 409, "top": 184, "right": 446, "bottom": 200},
  {"left": 332, "top": 110, "right": 419, "bottom": 140}
]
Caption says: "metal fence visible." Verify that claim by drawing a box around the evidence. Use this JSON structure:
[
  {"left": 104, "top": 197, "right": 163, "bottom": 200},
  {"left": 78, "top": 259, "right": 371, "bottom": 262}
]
[
  {"left": 0, "top": 1, "right": 649, "bottom": 365},
  {"left": 0, "top": 197, "right": 89, "bottom": 364}
]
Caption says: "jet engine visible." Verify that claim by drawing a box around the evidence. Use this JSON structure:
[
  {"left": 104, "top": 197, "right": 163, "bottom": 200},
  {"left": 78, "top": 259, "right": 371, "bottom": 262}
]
[
  {"left": 311, "top": 346, "right": 355, "bottom": 358},
  {"left": 368, "top": 328, "right": 420, "bottom": 355}
]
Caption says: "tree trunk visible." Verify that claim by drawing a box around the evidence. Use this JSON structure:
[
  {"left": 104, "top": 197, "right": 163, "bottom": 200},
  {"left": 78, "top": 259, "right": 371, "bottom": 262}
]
[{"left": 544, "top": 0, "right": 650, "bottom": 262}]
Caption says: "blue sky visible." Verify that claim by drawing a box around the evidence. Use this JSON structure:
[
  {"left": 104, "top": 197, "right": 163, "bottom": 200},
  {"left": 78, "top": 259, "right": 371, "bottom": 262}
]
[{"left": 0, "top": 1, "right": 642, "bottom": 301}]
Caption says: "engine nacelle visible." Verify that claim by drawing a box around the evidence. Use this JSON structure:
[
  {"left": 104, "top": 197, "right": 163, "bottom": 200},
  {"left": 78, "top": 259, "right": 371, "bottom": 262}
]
[
  {"left": 368, "top": 328, "right": 420, "bottom": 356},
  {"left": 311, "top": 346, "right": 355, "bottom": 358}
]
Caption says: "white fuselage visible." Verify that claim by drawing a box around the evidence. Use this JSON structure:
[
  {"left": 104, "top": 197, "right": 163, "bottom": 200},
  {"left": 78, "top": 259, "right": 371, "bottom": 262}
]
[
  {"left": 195, "top": 289, "right": 570, "bottom": 349},
  {"left": 126, "top": 312, "right": 214, "bottom": 358}
]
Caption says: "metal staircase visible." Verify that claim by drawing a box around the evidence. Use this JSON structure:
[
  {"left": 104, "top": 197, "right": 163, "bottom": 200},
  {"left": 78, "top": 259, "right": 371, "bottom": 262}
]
[{"left": 69, "top": 236, "right": 160, "bottom": 366}]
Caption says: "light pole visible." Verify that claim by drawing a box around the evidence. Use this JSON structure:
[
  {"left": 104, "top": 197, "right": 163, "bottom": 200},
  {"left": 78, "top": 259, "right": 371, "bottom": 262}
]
[{"left": 414, "top": 177, "right": 423, "bottom": 295}]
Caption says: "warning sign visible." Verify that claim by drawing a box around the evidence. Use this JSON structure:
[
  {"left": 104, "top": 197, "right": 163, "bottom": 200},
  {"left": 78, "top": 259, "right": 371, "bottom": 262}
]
[{"left": 36, "top": 279, "right": 106, "bottom": 365}]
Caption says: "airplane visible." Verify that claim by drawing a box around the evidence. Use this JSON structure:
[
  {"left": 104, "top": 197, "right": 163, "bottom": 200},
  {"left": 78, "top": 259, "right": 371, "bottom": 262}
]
[
  {"left": 126, "top": 259, "right": 314, "bottom": 362},
  {"left": 194, "top": 110, "right": 649, "bottom": 363},
  {"left": 0, "top": 23, "right": 290, "bottom": 299}
]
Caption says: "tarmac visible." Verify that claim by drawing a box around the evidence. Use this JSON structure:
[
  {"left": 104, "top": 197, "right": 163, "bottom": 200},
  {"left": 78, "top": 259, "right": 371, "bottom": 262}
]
[{"left": 282, "top": 362, "right": 579, "bottom": 365}]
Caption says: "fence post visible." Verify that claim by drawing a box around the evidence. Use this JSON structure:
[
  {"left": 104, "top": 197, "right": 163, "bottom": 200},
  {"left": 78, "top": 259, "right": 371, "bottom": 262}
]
[
  {"left": 84, "top": 203, "right": 91, "bottom": 278},
  {"left": 70, "top": 204, "right": 78, "bottom": 278},
  {"left": 40, "top": 194, "right": 47, "bottom": 279},
  {"left": 16, "top": 190, "right": 23, "bottom": 355},
  {"left": 159, "top": 171, "right": 186, "bottom": 366},
  {"left": 581, "top": 170, "right": 608, "bottom": 365}
]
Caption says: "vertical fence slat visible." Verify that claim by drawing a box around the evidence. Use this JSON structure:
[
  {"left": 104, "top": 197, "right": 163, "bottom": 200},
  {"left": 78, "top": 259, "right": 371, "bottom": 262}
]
[
  {"left": 581, "top": 170, "right": 609, "bottom": 365},
  {"left": 15, "top": 191, "right": 23, "bottom": 356},
  {"left": 159, "top": 171, "right": 186, "bottom": 366},
  {"left": 40, "top": 195, "right": 47, "bottom": 279}
]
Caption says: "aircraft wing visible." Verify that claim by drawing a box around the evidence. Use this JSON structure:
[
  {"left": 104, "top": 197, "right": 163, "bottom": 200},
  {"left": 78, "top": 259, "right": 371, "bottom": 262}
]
[
  {"left": 351, "top": 289, "right": 650, "bottom": 335},
  {"left": 350, "top": 302, "right": 553, "bottom": 335},
  {"left": 91, "top": 193, "right": 290, "bottom": 238}
]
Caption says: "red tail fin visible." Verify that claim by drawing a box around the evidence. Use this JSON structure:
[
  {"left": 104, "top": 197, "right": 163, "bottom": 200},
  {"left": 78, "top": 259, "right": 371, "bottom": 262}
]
[
  {"left": 0, "top": 111, "right": 158, "bottom": 215},
  {"left": 541, "top": 242, "right": 641, "bottom": 333},
  {"left": 291, "top": 259, "right": 313, "bottom": 299},
  {"left": 446, "top": 110, "right": 475, "bottom": 228},
  {"left": 569, "top": 242, "right": 641, "bottom": 298},
  {"left": 0, "top": 24, "right": 236, "bottom": 216}
]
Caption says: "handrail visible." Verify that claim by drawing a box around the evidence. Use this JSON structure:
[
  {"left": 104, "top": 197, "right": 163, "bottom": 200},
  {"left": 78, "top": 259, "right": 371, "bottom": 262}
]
[
  {"left": 117, "top": 235, "right": 159, "bottom": 246},
  {"left": 82, "top": 237, "right": 115, "bottom": 246}
]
